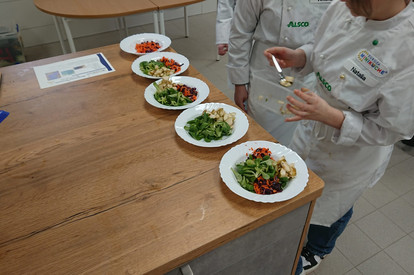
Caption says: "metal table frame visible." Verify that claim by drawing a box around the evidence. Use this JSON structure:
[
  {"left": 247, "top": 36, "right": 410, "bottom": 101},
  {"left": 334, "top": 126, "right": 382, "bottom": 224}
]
[{"left": 51, "top": 7, "right": 191, "bottom": 54}]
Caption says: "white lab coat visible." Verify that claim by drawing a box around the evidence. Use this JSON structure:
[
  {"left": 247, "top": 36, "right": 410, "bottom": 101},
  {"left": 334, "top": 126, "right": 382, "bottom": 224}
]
[
  {"left": 292, "top": 0, "right": 414, "bottom": 226},
  {"left": 216, "top": 0, "right": 237, "bottom": 45},
  {"left": 227, "top": 0, "right": 331, "bottom": 145}
]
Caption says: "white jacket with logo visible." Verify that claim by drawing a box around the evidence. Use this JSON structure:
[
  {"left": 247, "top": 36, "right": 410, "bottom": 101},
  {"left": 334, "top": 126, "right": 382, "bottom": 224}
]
[
  {"left": 292, "top": 0, "right": 414, "bottom": 226},
  {"left": 227, "top": 0, "right": 331, "bottom": 145}
]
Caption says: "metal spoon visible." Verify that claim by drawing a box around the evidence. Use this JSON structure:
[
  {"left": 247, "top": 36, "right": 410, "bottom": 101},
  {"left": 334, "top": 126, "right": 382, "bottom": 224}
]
[{"left": 271, "top": 55, "right": 286, "bottom": 83}]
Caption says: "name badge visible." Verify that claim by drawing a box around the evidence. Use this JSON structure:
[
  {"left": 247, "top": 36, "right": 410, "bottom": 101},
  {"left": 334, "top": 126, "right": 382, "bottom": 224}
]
[
  {"left": 356, "top": 49, "right": 389, "bottom": 78},
  {"left": 344, "top": 60, "right": 379, "bottom": 87}
]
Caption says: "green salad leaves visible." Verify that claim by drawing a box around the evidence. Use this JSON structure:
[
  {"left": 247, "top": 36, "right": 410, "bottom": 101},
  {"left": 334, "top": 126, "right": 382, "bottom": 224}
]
[
  {"left": 140, "top": 60, "right": 164, "bottom": 75},
  {"left": 153, "top": 82, "right": 192, "bottom": 106},
  {"left": 184, "top": 111, "right": 233, "bottom": 142},
  {"left": 230, "top": 148, "right": 297, "bottom": 195},
  {"left": 231, "top": 154, "right": 289, "bottom": 193}
]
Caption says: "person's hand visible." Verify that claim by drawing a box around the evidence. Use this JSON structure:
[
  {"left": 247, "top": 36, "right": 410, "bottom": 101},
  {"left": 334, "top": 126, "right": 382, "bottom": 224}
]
[
  {"left": 234, "top": 85, "right": 248, "bottom": 112},
  {"left": 217, "top": 44, "right": 229, "bottom": 56},
  {"left": 263, "top": 47, "right": 306, "bottom": 69},
  {"left": 285, "top": 88, "right": 345, "bottom": 129}
]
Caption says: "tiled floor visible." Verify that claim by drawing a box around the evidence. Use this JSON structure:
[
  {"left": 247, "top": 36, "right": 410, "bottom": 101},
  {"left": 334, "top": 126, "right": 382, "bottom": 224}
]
[{"left": 24, "top": 12, "right": 414, "bottom": 275}]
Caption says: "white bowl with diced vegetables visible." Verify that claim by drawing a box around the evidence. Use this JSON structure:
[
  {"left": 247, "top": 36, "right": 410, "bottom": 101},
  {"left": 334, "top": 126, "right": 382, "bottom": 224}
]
[
  {"left": 174, "top": 103, "right": 249, "bottom": 147},
  {"left": 132, "top": 52, "right": 189, "bottom": 79},
  {"left": 120, "top": 33, "right": 171, "bottom": 55},
  {"left": 219, "top": 141, "right": 308, "bottom": 202},
  {"left": 144, "top": 76, "right": 210, "bottom": 110}
]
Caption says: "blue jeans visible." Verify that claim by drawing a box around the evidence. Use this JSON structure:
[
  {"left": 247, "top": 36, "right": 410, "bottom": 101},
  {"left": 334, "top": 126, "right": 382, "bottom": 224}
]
[{"left": 295, "top": 207, "right": 353, "bottom": 274}]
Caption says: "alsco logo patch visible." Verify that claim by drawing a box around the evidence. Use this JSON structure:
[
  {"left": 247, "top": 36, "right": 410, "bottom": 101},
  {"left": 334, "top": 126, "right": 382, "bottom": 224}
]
[
  {"left": 316, "top": 72, "right": 331, "bottom": 91},
  {"left": 357, "top": 50, "right": 389, "bottom": 77},
  {"left": 287, "top": 21, "right": 309, "bottom": 27}
]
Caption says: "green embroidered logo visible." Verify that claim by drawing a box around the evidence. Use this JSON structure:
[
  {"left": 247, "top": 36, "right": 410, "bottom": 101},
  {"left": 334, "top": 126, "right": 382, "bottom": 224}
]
[
  {"left": 287, "top": 21, "right": 310, "bottom": 27},
  {"left": 316, "top": 72, "right": 331, "bottom": 91}
]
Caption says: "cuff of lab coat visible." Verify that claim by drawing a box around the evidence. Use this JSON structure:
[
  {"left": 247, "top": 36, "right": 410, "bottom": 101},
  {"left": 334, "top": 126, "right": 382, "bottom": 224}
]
[
  {"left": 292, "top": 44, "right": 314, "bottom": 76},
  {"left": 216, "top": 31, "right": 230, "bottom": 45},
  {"left": 332, "top": 111, "right": 363, "bottom": 145},
  {"left": 227, "top": 64, "right": 250, "bottom": 85},
  {"left": 216, "top": 40, "right": 228, "bottom": 45}
]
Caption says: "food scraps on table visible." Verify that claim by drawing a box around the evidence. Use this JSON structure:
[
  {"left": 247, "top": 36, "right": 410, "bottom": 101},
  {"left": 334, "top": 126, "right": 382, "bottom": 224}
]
[
  {"left": 184, "top": 108, "right": 236, "bottom": 142},
  {"left": 231, "top": 147, "right": 296, "bottom": 194},
  {"left": 140, "top": 57, "right": 181, "bottom": 77},
  {"left": 153, "top": 76, "right": 198, "bottom": 106}
]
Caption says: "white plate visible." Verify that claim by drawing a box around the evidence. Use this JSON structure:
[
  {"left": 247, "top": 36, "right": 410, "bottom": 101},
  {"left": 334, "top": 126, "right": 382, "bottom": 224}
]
[
  {"left": 132, "top": 52, "right": 189, "bottom": 79},
  {"left": 144, "top": 76, "right": 210, "bottom": 110},
  {"left": 219, "top": 141, "right": 308, "bottom": 202},
  {"left": 175, "top": 103, "right": 249, "bottom": 147},
  {"left": 120, "top": 33, "right": 171, "bottom": 55}
]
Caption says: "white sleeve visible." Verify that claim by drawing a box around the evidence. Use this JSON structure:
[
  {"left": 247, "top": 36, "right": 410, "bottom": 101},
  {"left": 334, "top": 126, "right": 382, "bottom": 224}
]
[
  {"left": 333, "top": 70, "right": 414, "bottom": 146},
  {"left": 227, "top": 0, "right": 261, "bottom": 85},
  {"left": 293, "top": 43, "right": 314, "bottom": 76},
  {"left": 216, "top": 0, "right": 236, "bottom": 44}
]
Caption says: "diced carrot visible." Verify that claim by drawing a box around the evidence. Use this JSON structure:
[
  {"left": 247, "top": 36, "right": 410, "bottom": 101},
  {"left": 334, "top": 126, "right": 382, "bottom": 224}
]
[
  {"left": 254, "top": 183, "right": 261, "bottom": 194},
  {"left": 135, "top": 41, "right": 161, "bottom": 53},
  {"left": 252, "top": 147, "right": 272, "bottom": 159},
  {"left": 159, "top": 57, "right": 182, "bottom": 73},
  {"left": 176, "top": 84, "right": 198, "bottom": 102},
  {"left": 250, "top": 150, "right": 284, "bottom": 195}
]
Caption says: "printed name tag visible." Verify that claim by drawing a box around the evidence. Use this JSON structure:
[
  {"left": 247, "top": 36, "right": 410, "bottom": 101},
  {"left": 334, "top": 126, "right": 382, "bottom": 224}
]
[
  {"left": 357, "top": 49, "right": 389, "bottom": 78},
  {"left": 310, "top": 0, "right": 332, "bottom": 3},
  {"left": 344, "top": 60, "right": 379, "bottom": 87}
]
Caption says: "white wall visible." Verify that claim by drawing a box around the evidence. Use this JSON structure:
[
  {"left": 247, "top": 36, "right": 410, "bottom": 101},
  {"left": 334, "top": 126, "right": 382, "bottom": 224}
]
[{"left": 0, "top": 0, "right": 217, "bottom": 47}]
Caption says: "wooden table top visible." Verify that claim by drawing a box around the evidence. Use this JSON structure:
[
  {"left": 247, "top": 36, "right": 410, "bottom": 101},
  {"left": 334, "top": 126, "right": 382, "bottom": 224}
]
[
  {"left": 33, "top": 0, "right": 205, "bottom": 18},
  {"left": 0, "top": 44, "right": 324, "bottom": 274},
  {"left": 33, "top": 0, "right": 158, "bottom": 18},
  {"left": 150, "top": 0, "right": 205, "bottom": 10}
]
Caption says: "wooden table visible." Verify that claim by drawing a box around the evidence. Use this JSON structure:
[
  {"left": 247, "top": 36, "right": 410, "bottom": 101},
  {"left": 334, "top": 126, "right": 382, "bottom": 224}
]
[
  {"left": 0, "top": 44, "right": 324, "bottom": 274},
  {"left": 34, "top": 0, "right": 159, "bottom": 54},
  {"left": 33, "top": 0, "right": 205, "bottom": 54}
]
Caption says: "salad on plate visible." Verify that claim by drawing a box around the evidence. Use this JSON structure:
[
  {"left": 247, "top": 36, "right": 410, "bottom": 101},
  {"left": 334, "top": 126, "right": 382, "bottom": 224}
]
[
  {"left": 120, "top": 33, "right": 171, "bottom": 55},
  {"left": 132, "top": 52, "right": 189, "bottom": 79},
  {"left": 184, "top": 107, "right": 236, "bottom": 142},
  {"left": 144, "top": 76, "right": 209, "bottom": 110},
  {"left": 140, "top": 56, "right": 182, "bottom": 77},
  {"left": 231, "top": 147, "right": 296, "bottom": 195},
  {"left": 174, "top": 103, "right": 249, "bottom": 147},
  {"left": 219, "top": 141, "right": 308, "bottom": 202},
  {"left": 153, "top": 76, "right": 198, "bottom": 107}
]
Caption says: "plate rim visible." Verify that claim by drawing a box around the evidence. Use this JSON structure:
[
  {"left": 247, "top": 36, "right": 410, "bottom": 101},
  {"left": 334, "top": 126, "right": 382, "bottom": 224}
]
[
  {"left": 120, "top": 33, "right": 171, "bottom": 55},
  {"left": 219, "top": 140, "right": 308, "bottom": 202},
  {"left": 174, "top": 102, "right": 249, "bottom": 147}
]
